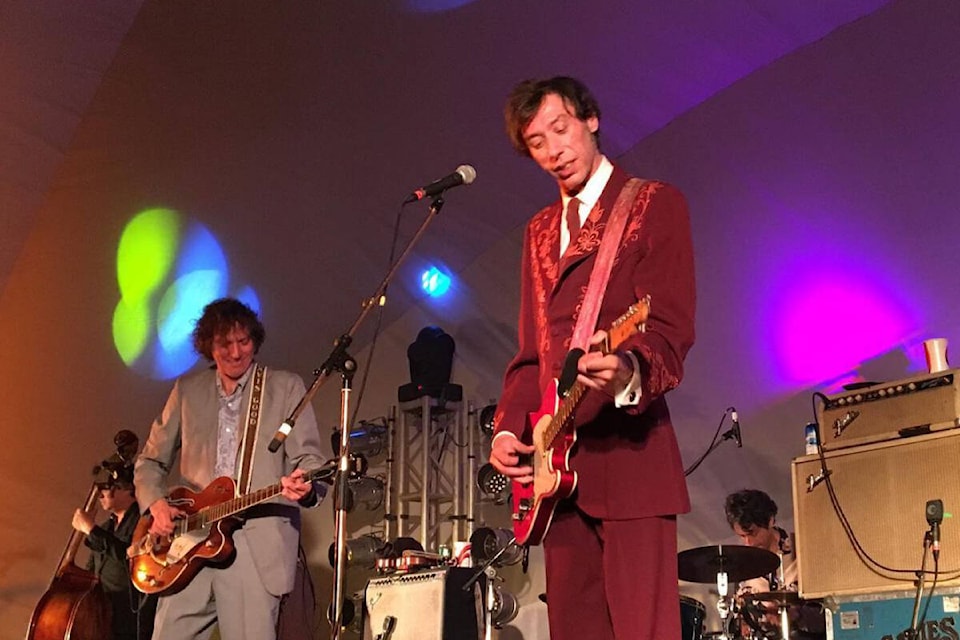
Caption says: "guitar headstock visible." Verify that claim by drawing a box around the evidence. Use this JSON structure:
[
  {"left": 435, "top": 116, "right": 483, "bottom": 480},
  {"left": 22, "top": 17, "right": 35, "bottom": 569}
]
[{"left": 608, "top": 296, "right": 650, "bottom": 350}]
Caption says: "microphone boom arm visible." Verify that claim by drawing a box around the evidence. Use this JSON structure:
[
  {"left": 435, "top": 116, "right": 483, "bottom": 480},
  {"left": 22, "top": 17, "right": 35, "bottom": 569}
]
[{"left": 267, "top": 196, "right": 446, "bottom": 452}]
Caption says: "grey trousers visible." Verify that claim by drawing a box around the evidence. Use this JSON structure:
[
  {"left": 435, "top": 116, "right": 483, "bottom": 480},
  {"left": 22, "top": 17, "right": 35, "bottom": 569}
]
[{"left": 151, "top": 530, "right": 281, "bottom": 640}]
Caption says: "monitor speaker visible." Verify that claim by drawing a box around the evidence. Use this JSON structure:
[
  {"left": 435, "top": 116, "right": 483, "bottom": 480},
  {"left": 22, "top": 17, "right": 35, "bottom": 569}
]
[{"left": 363, "top": 567, "right": 485, "bottom": 640}]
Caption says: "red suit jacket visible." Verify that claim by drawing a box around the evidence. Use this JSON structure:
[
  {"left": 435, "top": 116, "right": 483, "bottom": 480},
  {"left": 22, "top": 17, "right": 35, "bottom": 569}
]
[{"left": 494, "top": 165, "right": 695, "bottom": 520}]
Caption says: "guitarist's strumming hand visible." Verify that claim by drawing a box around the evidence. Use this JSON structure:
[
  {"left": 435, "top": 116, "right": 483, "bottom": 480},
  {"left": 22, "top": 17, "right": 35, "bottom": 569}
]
[
  {"left": 576, "top": 330, "right": 636, "bottom": 399},
  {"left": 148, "top": 498, "right": 186, "bottom": 537},
  {"left": 489, "top": 434, "right": 536, "bottom": 484}
]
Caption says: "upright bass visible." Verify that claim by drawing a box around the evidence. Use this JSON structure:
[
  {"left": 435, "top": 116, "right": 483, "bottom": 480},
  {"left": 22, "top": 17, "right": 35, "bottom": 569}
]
[{"left": 26, "top": 430, "right": 139, "bottom": 640}]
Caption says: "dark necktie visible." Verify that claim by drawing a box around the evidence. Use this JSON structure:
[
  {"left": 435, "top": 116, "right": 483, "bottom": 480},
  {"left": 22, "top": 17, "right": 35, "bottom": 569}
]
[{"left": 565, "top": 197, "right": 581, "bottom": 249}]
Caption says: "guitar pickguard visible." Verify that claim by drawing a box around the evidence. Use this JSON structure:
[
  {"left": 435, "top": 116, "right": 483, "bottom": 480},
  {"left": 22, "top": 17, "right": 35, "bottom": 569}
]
[{"left": 164, "top": 527, "right": 212, "bottom": 564}]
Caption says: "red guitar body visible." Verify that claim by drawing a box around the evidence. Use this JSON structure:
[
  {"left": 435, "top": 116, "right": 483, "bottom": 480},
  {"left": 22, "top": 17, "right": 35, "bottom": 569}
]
[{"left": 511, "top": 379, "right": 579, "bottom": 545}]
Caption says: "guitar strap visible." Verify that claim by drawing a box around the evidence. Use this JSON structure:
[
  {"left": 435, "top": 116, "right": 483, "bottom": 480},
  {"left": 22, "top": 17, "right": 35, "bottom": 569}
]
[
  {"left": 569, "top": 178, "right": 647, "bottom": 351},
  {"left": 236, "top": 363, "right": 267, "bottom": 495}
]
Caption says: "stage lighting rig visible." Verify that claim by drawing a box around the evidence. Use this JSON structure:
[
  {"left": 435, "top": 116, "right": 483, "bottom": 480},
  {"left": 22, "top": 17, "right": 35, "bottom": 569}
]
[
  {"left": 343, "top": 476, "right": 385, "bottom": 513},
  {"left": 469, "top": 527, "right": 522, "bottom": 567},
  {"left": 328, "top": 534, "right": 387, "bottom": 571},
  {"left": 490, "top": 583, "right": 520, "bottom": 628},
  {"left": 478, "top": 403, "right": 497, "bottom": 436},
  {"left": 476, "top": 462, "right": 509, "bottom": 504},
  {"left": 331, "top": 419, "right": 387, "bottom": 458}
]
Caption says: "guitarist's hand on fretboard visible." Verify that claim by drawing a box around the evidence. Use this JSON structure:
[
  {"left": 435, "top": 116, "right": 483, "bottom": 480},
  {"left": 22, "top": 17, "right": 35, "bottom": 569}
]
[
  {"left": 490, "top": 434, "right": 536, "bottom": 485},
  {"left": 576, "top": 330, "right": 638, "bottom": 400},
  {"left": 280, "top": 468, "right": 317, "bottom": 504}
]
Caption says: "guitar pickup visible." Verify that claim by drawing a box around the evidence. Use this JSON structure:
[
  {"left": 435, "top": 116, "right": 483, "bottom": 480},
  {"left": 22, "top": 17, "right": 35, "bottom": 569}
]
[{"left": 513, "top": 499, "right": 533, "bottom": 520}]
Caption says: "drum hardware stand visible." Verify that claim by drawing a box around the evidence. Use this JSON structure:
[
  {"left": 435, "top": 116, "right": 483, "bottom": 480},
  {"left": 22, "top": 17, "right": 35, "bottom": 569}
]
[
  {"left": 264, "top": 196, "right": 448, "bottom": 640},
  {"left": 713, "top": 568, "right": 733, "bottom": 640}
]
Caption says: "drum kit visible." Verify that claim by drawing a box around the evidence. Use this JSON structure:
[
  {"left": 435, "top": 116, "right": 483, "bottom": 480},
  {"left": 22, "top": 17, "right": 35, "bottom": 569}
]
[{"left": 677, "top": 544, "right": 805, "bottom": 640}]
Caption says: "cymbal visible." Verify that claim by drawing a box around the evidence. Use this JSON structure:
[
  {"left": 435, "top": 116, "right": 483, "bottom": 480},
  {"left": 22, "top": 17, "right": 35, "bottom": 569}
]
[
  {"left": 743, "top": 590, "right": 802, "bottom": 606},
  {"left": 678, "top": 544, "right": 780, "bottom": 584}
]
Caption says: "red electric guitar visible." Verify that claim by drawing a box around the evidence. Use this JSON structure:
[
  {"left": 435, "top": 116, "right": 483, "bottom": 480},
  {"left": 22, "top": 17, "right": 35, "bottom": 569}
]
[
  {"left": 129, "top": 459, "right": 339, "bottom": 595},
  {"left": 511, "top": 298, "right": 650, "bottom": 545}
]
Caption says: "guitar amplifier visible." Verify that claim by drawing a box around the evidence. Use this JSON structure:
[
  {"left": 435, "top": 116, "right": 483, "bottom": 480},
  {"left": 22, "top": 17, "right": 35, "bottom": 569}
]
[
  {"left": 363, "top": 567, "right": 485, "bottom": 640},
  {"left": 817, "top": 368, "right": 960, "bottom": 451},
  {"left": 792, "top": 429, "right": 960, "bottom": 599}
]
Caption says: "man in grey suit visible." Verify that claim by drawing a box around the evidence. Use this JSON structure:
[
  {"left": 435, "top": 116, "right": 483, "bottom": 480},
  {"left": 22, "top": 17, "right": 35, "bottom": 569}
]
[{"left": 134, "top": 298, "right": 326, "bottom": 640}]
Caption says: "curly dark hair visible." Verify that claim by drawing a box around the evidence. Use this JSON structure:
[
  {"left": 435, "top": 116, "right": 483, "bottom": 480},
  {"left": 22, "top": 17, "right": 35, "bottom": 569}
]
[
  {"left": 192, "top": 298, "right": 265, "bottom": 360},
  {"left": 504, "top": 76, "right": 602, "bottom": 157},
  {"left": 724, "top": 489, "right": 778, "bottom": 530}
]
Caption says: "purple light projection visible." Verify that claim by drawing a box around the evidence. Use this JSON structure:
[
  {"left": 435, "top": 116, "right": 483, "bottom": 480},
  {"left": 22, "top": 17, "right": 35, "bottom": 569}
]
[{"left": 765, "top": 256, "right": 920, "bottom": 394}]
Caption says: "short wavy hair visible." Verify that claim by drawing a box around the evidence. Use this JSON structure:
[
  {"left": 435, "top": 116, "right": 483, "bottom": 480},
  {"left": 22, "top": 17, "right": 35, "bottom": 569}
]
[
  {"left": 504, "top": 76, "right": 602, "bottom": 156},
  {"left": 192, "top": 298, "right": 265, "bottom": 361},
  {"left": 724, "top": 489, "right": 778, "bottom": 530}
]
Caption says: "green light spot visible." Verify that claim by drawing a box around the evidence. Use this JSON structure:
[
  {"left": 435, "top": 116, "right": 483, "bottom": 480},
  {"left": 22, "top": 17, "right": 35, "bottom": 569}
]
[
  {"left": 112, "top": 298, "right": 151, "bottom": 364},
  {"left": 117, "top": 208, "right": 180, "bottom": 303}
]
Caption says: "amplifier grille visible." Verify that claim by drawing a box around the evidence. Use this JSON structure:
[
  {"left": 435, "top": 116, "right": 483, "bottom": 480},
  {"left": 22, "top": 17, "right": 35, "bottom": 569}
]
[{"left": 792, "top": 429, "right": 960, "bottom": 598}]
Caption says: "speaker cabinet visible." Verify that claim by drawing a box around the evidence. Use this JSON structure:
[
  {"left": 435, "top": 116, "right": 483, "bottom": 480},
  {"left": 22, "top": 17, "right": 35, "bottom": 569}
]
[
  {"left": 363, "top": 567, "right": 485, "bottom": 640},
  {"left": 792, "top": 429, "right": 960, "bottom": 599}
]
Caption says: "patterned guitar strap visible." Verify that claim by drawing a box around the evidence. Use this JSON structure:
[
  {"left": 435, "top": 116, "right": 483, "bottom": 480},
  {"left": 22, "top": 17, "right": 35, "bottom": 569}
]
[
  {"left": 569, "top": 178, "right": 648, "bottom": 352},
  {"left": 236, "top": 363, "right": 267, "bottom": 495}
]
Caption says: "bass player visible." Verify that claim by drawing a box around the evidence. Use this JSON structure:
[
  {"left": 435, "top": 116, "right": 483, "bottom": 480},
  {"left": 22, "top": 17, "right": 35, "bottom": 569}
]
[{"left": 489, "top": 76, "right": 697, "bottom": 640}]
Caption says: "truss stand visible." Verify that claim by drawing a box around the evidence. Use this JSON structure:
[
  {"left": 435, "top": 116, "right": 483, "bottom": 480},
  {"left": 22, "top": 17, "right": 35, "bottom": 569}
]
[{"left": 396, "top": 386, "right": 463, "bottom": 551}]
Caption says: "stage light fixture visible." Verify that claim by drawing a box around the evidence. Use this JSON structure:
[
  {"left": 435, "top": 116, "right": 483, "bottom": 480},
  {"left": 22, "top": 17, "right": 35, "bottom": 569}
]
[
  {"left": 478, "top": 403, "right": 496, "bottom": 436},
  {"left": 469, "top": 527, "right": 522, "bottom": 567},
  {"left": 331, "top": 420, "right": 387, "bottom": 458},
  {"left": 344, "top": 476, "right": 385, "bottom": 513},
  {"left": 328, "top": 534, "right": 387, "bottom": 571},
  {"left": 476, "top": 463, "right": 509, "bottom": 503},
  {"left": 490, "top": 584, "right": 520, "bottom": 628}
]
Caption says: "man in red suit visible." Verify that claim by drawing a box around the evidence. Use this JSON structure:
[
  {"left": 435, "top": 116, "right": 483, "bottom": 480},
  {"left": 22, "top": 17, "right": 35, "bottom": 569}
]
[{"left": 489, "top": 76, "right": 696, "bottom": 640}]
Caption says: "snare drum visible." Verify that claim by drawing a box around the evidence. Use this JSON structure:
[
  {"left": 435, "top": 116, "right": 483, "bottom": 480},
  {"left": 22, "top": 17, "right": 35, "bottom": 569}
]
[{"left": 680, "top": 595, "right": 706, "bottom": 640}]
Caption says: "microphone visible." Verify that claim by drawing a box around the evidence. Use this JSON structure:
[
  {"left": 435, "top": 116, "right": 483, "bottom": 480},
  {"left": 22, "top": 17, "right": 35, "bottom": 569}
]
[
  {"left": 730, "top": 408, "right": 742, "bottom": 448},
  {"left": 403, "top": 165, "right": 477, "bottom": 203},
  {"left": 927, "top": 499, "right": 944, "bottom": 558}
]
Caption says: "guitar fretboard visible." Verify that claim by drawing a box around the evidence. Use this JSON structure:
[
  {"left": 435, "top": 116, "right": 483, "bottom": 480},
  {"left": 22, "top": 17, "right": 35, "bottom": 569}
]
[
  {"left": 542, "top": 383, "right": 588, "bottom": 450},
  {"left": 175, "top": 466, "right": 330, "bottom": 536},
  {"left": 539, "top": 298, "right": 650, "bottom": 451}
]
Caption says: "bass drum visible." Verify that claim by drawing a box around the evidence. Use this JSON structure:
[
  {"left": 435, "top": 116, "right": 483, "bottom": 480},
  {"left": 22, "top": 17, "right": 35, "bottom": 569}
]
[{"left": 680, "top": 595, "right": 706, "bottom": 640}]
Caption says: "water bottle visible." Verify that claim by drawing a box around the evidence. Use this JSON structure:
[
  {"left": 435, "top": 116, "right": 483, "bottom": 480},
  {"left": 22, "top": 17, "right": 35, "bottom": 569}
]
[{"left": 804, "top": 423, "right": 819, "bottom": 455}]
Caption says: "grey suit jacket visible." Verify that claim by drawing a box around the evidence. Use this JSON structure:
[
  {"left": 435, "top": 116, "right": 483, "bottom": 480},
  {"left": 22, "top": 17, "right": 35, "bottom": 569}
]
[{"left": 134, "top": 364, "right": 326, "bottom": 596}]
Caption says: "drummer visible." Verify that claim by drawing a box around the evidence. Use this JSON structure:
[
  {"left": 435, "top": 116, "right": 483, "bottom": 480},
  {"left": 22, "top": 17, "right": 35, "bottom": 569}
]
[{"left": 723, "top": 489, "right": 825, "bottom": 640}]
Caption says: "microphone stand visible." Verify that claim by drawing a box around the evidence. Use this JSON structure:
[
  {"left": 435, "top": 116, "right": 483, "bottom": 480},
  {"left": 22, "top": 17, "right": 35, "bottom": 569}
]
[
  {"left": 905, "top": 529, "right": 933, "bottom": 640},
  {"left": 684, "top": 408, "right": 738, "bottom": 477},
  {"left": 268, "top": 196, "right": 448, "bottom": 640}
]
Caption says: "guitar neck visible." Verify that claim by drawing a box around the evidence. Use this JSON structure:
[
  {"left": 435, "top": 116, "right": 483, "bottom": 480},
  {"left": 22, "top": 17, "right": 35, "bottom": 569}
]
[
  {"left": 184, "top": 466, "right": 329, "bottom": 532},
  {"left": 189, "top": 482, "right": 286, "bottom": 530},
  {"left": 540, "top": 298, "right": 649, "bottom": 451},
  {"left": 541, "top": 380, "right": 589, "bottom": 450}
]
